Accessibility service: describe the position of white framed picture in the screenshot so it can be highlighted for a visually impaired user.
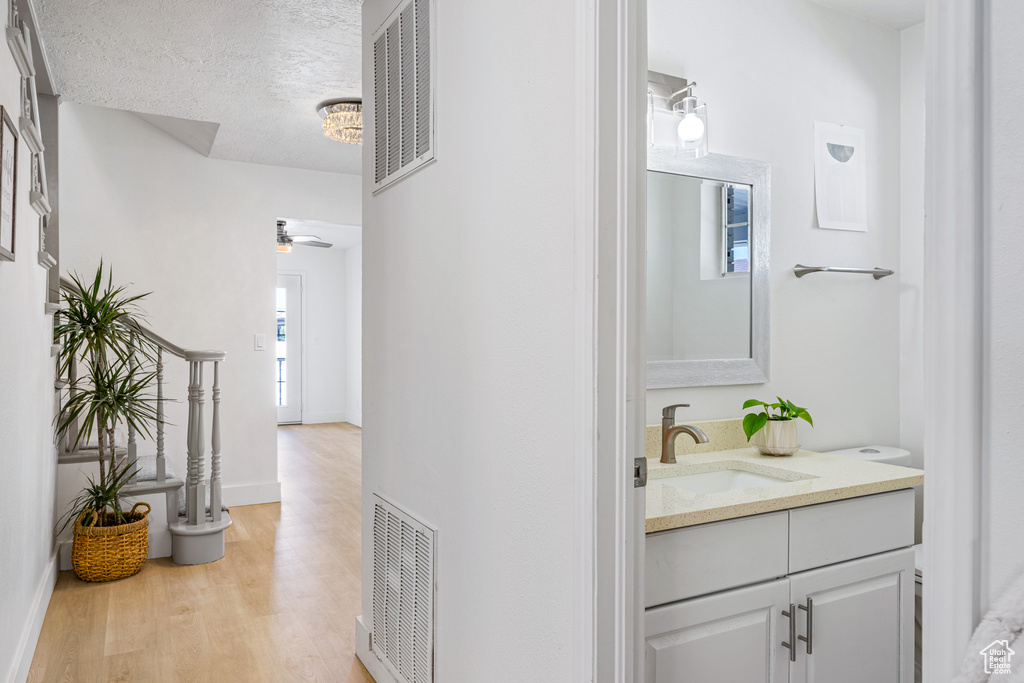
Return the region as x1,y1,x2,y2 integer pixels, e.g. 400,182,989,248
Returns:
0,105,18,261
814,121,868,232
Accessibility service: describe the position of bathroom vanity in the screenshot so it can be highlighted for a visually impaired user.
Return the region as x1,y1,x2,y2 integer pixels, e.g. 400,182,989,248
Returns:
644,448,923,683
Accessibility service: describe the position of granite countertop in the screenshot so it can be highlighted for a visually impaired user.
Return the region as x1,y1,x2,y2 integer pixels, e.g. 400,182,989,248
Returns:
645,447,924,533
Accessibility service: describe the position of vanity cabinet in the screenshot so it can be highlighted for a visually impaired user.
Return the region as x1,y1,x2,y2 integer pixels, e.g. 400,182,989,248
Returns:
645,490,915,683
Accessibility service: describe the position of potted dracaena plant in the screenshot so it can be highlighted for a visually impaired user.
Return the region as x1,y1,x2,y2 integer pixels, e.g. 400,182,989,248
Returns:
55,263,161,582
742,397,813,457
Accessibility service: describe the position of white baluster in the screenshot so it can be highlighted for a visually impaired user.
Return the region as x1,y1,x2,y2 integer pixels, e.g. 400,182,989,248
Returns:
156,347,165,483
190,362,206,524
186,361,199,524
210,361,222,522
67,356,78,453
127,351,138,483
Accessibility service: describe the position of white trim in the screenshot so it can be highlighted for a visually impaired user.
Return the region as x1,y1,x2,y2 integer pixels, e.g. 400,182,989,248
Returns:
221,481,282,507
8,550,57,683
355,616,400,683
302,411,349,425
590,0,646,679
276,270,306,425
923,0,985,680
346,412,362,429
573,0,597,678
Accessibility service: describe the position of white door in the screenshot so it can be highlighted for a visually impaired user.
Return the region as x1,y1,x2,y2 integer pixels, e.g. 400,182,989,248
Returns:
276,274,302,424
789,548,915,683
644,578,792,683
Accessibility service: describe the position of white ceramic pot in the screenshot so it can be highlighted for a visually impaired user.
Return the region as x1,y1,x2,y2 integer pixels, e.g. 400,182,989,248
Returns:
752,419,799,456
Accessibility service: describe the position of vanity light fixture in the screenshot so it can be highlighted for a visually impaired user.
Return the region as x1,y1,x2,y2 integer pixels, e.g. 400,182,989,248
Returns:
317,98,363,145
671,82,708,158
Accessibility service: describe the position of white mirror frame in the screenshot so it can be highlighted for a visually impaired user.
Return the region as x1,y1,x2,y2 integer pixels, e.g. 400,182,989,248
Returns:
646,150,771,388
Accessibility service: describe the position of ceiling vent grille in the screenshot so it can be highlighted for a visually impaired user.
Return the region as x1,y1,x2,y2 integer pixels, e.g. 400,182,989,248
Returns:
371,494,435,683
372,0,435,193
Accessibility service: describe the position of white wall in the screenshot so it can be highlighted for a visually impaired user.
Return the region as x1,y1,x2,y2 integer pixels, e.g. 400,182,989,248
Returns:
0,37,59,683
647,0,903,452
59,103,361,508
360,0,576,678
277,245,351,424
983,0,1024,608
899,22,925,541
344,244,361,428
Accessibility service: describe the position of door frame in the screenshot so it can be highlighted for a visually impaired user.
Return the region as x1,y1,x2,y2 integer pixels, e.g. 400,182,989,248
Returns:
579,0,646,679
276,270,308,425
922,0,986,679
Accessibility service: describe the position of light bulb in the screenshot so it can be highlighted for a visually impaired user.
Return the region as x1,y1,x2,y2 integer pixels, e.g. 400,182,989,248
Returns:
677,113,705,143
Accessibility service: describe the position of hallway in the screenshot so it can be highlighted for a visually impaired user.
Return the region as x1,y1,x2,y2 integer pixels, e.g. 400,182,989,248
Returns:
28,423,372,682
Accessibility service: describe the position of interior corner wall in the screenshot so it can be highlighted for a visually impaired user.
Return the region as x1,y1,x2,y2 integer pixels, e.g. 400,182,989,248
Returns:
58,102,361,508
646,0,903,453
982,0,1024,608
899,22,925,543
344,244,361,428
276,246,351,424
360,0,576,679
0,38,59,683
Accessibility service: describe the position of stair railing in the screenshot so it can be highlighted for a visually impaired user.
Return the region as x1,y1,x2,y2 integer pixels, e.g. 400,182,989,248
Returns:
57,276,227,527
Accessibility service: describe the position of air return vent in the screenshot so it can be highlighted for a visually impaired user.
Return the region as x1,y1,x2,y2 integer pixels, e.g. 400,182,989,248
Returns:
372,0,435,193
371,494,436,683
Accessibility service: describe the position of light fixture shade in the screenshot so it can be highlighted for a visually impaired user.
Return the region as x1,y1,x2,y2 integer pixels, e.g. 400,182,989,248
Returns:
672,98,708,159
277,243,292,253
318,99,363,145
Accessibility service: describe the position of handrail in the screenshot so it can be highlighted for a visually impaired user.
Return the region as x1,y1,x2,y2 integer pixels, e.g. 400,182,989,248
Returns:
58,276,226,359
793,264,895,280
57,273,227,538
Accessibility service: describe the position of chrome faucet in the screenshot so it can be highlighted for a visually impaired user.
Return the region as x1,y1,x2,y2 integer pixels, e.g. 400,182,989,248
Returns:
661,404,709,464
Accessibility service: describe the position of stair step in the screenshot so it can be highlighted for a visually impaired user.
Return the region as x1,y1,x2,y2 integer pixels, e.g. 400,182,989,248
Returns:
169,511,232,536
58,447,128,464
122,477,184,496
132,454,177,481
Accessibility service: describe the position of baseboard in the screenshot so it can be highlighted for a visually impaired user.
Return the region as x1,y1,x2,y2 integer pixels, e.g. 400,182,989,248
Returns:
346,413,362,428
355,616,398,683
222,481,282,507
302,411,348,425
9,550,58,683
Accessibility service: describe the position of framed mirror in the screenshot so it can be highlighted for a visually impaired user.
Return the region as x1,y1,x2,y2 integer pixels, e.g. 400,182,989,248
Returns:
646,150,770,388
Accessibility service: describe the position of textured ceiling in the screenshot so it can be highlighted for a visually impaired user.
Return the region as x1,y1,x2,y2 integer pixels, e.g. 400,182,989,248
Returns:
808,0,924,30
34,0,364,174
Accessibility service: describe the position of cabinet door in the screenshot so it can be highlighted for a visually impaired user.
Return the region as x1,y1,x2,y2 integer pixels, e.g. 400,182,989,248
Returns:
789,548,914,683
645,578,791,683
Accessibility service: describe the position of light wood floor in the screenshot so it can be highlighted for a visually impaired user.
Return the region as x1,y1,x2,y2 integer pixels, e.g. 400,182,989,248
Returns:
28,422,374,683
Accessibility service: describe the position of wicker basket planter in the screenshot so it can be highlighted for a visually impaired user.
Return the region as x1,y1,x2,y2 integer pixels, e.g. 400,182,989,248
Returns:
72,502,151,582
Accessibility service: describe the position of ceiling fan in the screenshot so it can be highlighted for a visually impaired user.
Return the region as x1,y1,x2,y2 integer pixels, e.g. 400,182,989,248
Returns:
277,220,332,252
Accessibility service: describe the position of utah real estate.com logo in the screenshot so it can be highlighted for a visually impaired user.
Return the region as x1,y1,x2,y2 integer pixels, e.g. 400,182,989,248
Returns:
980,640,1016,675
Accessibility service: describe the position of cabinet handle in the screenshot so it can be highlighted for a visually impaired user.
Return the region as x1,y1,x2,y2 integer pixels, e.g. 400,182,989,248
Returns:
798,598,814,654
782,604,797,662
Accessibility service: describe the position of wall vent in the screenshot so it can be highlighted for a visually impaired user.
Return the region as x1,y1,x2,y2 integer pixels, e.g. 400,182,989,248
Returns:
372,0,435,193
370,493,436,683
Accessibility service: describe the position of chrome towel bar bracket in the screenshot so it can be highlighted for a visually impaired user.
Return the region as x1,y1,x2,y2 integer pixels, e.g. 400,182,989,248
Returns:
794,264,895,280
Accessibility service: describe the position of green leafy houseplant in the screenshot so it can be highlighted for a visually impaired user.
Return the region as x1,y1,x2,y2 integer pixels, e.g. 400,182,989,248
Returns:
742,397,813,442
55,263,160,531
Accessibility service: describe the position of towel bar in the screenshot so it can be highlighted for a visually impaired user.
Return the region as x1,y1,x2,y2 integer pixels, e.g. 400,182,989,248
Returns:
793,264,895,280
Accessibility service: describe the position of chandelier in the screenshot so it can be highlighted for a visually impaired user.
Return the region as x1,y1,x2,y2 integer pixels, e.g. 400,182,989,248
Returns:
317,98,363,145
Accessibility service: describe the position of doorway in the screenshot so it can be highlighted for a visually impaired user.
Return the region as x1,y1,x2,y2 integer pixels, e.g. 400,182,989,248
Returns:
277,273,303,424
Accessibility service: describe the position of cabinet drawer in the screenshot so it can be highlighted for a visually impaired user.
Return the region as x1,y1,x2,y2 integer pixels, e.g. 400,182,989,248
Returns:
789,489,914,573
646,511,789,608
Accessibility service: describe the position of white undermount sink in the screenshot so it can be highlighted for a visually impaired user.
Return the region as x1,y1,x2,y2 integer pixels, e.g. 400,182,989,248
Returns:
659,468,791,494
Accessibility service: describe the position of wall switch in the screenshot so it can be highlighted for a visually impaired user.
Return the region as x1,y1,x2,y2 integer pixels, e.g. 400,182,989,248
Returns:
254,334,266,351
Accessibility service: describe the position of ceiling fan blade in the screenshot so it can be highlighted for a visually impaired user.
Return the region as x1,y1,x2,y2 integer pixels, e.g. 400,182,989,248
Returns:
290,234,322,242
297,240,333,248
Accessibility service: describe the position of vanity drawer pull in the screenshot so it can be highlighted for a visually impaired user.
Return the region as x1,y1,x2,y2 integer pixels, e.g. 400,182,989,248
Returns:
782,604,797,662
798,598,814,654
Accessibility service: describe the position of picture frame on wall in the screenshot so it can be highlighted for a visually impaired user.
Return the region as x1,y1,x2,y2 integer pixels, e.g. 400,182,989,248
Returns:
0,106,18,262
